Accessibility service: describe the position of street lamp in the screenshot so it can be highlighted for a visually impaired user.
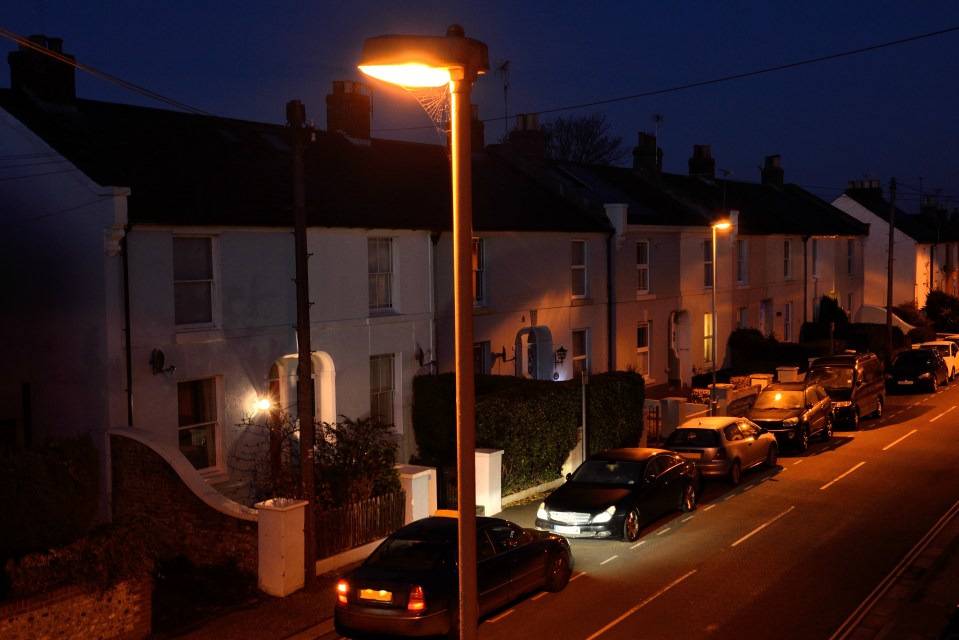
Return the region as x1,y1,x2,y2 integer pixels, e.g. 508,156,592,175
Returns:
359,25,488,640
711,219,732,415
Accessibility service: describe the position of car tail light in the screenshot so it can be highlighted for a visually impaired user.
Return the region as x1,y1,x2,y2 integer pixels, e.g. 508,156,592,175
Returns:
408,585,426,611
336,580,349,605
713,448,727,461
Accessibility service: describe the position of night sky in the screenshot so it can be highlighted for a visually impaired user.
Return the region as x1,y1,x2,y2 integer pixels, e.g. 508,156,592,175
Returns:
3,1,957,210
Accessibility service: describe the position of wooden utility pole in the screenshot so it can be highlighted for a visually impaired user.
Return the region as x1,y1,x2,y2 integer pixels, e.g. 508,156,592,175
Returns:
287,99,316,590
886,177,896,367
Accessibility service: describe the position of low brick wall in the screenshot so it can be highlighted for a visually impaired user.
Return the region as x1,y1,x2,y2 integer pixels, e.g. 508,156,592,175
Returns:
0,578,151,640
110,435,258,574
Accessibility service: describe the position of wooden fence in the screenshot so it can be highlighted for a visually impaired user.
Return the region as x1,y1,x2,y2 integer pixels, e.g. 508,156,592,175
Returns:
315,492,406,559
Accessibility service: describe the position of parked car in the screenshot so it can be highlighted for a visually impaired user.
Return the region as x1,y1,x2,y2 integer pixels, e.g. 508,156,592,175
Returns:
747,381,833,452
917,341,959,381
806,351,885,429
885,347,949,393
334,513,572,639
664,416,778,485
534,448,698,542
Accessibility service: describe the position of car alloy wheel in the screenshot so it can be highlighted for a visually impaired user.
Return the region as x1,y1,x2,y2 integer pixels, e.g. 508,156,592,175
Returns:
797,427,810,452
623,508,641,542
544,551,571,592
871,398,883,419
821,418,833,441
680,483,696,512
727,461,742,486
765,444,778,468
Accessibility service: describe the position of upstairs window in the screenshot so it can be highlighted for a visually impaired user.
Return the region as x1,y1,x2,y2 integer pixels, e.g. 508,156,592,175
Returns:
368,237,393,311
736,239,748,284
783,240,792,279
636,241,649,294
703,240,714,288
571,239,587,298
174,236,215,326
472,238,486,306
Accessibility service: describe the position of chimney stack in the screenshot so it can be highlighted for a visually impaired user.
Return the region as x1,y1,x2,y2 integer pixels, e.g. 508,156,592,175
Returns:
761,154,784,187
326,81,371,139
8,34,76,104
688,144,715,179
508,113,547,159
632,131,662,174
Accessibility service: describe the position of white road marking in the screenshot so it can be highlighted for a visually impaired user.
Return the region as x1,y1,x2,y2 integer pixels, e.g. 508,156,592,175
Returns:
600,555,618,565
584,570,697,640
656,527,672,536
629,540,647,550
731,506,796,547
883,430,917,451
820,461,866,490
931,406,956,422
488,608,514,622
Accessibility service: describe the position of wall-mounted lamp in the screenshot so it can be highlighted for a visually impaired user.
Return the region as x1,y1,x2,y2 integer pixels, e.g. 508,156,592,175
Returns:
493,346,515,363
149,348,176,376
254,398,273,413
555,346,568,365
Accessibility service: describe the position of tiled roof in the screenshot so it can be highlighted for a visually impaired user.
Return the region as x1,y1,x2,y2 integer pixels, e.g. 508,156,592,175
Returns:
0,90,610,234
841,189,951,243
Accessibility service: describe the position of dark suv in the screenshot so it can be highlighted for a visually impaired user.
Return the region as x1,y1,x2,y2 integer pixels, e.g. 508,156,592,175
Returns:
806,352,885,429
746,381,833,452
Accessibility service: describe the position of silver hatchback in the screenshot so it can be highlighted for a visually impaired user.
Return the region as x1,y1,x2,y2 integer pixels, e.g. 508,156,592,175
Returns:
664,416,778,485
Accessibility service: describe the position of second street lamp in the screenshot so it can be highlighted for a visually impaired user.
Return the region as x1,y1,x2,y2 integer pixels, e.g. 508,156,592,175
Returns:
359,25,489,640
711,219,732,415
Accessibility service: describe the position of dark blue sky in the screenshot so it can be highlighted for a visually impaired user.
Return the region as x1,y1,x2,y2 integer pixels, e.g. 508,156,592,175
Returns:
4,1,957,210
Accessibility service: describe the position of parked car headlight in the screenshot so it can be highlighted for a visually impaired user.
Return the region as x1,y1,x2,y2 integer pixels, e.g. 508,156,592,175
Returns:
536,502,548,520
591,506,616,524
833,400,851,408
782,417,799,426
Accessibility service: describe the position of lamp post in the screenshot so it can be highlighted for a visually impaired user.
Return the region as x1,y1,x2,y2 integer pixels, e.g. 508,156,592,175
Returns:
359,25,488,640
711,220,732,415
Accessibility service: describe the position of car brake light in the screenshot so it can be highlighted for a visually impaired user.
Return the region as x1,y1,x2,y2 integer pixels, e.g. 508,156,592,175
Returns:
408,585,426,611
336,580,349,605
714,448,727,461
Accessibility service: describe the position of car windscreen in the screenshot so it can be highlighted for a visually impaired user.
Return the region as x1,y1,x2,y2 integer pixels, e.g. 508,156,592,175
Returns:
895,351,934,366
753,390,804,409
807,367,853,389
665,428,721,448
569,460,644,485
365,538,452,571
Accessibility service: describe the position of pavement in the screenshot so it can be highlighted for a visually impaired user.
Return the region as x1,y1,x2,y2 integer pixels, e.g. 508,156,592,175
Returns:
163,499,959,640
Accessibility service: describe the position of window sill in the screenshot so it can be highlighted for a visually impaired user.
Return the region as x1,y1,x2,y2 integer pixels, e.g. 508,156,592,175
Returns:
176,327,224,344
571,297,594,307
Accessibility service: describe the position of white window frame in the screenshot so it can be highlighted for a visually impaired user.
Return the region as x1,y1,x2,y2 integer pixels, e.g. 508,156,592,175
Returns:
704,240,714,288
783,302,793,342
783,239,792,280
636,322,650,375
736,239,748,284
636,240,649,295
370,353,395,427
571,239,587,299
177,376,220,471
472,237,486,306
737,306,748,329
173,235,218,328
368,237,394,311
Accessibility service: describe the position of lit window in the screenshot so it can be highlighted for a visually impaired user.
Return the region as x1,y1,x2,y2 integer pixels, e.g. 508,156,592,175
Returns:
571,240,587,298
370,354,395,426
704,313,714,363
636,323,649,375
177,377,218,470
368,237,393,311
174,236,215,326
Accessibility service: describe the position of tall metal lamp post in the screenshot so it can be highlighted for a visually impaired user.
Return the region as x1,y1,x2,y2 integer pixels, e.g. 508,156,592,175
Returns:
711,219,732,415
359,25,488,640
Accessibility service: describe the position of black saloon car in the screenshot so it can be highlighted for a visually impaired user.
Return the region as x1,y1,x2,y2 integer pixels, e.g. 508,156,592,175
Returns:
886,347,949,393
334,514,572,639
534,448,699,542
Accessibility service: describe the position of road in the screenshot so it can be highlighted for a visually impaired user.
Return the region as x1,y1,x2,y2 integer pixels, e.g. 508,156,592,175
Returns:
325,382,959,639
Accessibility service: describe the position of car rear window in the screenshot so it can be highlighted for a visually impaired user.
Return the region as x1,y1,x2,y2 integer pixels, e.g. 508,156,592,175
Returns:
366,538,451,571
807,366,853,388
666,428,720,447
753,390,804,409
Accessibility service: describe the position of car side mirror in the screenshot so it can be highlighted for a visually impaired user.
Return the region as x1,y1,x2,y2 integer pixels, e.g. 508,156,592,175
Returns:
565,472,572,481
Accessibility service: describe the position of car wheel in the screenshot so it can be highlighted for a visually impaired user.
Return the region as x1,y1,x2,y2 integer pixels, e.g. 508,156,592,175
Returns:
850,409,860,431
446,608,460,640
871,397,883,419
679,482,697,512
544,550,571,592
821,417,833,442
797,427,810,453
764,443,778,468
727,460,742,486
623,508,642,542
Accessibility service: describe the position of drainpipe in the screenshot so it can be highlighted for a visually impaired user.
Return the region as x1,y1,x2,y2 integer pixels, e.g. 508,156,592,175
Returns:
607,228,616,372
121,228,133,426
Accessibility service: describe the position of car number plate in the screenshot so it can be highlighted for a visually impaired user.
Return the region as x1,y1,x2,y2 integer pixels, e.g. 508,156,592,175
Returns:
359,588,392,603
679,451,703,460
555,525,580,535
897,380,914,385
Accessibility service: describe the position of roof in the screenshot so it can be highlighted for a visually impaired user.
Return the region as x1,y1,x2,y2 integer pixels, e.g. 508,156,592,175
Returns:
840,188,953,243
0,89,610,235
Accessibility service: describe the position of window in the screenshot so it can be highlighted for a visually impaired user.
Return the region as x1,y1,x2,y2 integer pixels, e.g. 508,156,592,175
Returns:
737,306,748,329
636,322,650,375
736,239,748,284
636,241,649,294
368,237,393,311
571,239,587,298
572,329,589,377
783,302,793,342
472,238,486,305
704,240,713,288
173,236,215,326
704,312,714,363
370,354,395,426
847,239,855,276
474,341,491,374
177,377,218,470
812,239,820,278
783,240,792,279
